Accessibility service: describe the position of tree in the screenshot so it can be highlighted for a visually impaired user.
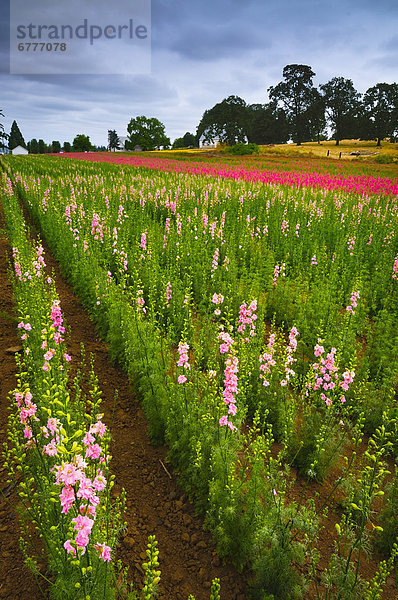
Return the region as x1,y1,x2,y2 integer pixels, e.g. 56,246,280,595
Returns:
246,102,289,144
320,77,361,145
0,109,8,150
268,64,319,145
27,138,39,154
182,132,197,147
63,142,72,153
172,137,185,149
125,116,170,151
108,129,120,151
38,139,47,154
173,132,197,149
362,83,398,146
8,120,26,150
51,140,61,153
196,95,248,146
306,89,327,143
72,134,92,152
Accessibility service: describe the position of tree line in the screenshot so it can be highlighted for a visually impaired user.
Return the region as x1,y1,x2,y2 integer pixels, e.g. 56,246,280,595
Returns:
2,64,397,154
0,118,101,153
197,64,398,147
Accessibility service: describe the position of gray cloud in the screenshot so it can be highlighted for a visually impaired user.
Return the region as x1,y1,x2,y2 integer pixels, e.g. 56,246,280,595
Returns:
1,0,397,146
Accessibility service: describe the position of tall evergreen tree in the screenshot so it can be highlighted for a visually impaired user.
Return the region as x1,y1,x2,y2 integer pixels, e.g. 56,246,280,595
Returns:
8,120,26,150
107,130,120,151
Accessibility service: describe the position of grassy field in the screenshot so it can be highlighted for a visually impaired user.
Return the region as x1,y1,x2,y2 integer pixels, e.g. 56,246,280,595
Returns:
257,138,398,162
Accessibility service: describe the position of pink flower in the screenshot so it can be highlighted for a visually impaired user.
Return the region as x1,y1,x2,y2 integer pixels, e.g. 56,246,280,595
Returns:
94,542,112,562
82,432,95,446
90,420,106,438
64,539,76,556
24,425,32,439
85,443,102,460
314,344,324,357
93,472,107,491
43,440,58,456
59,486,75,514
72,515,94,534
55,462,82,487
47,418,60,434
178,375,187,384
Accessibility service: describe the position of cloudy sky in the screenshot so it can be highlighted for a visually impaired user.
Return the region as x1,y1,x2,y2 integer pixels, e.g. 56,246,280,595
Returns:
1,0,397,147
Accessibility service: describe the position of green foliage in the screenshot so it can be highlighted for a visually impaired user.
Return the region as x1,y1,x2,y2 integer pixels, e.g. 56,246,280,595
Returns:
197,95,248,146
173,132,197,149
320,77,361,145
108,130,120,151
9,119,26,150
374,465,398,556
72,134,92,152
226,142,259,155
268,64,321,145
126,116,170,151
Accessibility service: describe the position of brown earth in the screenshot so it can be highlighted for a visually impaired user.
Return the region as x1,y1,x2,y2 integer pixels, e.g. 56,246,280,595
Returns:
0,203,248,599
1,194,397,600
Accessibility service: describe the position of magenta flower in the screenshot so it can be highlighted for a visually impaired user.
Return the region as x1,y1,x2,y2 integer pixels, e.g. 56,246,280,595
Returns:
64,539,76,556
94,542,112,561
59,486,75,514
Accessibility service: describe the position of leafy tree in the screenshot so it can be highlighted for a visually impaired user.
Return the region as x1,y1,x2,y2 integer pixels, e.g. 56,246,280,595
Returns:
306,89,327,143
51,140,61,153
362,83,398,146
182,132,197,147
173,132,197,149
8,120,26,150
196,95,248,146
125,116,170,151
0,109,8,150
27,138,39,154
172,137,185,149
320,77,361,145
63,142,72,153
246,102,289,144
38,139,47,154
268,64,319,145
72,134,92,152
108,129,120,151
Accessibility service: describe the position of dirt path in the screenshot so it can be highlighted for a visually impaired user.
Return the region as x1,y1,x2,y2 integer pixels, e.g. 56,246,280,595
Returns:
0,207,43,599
0,203,247,599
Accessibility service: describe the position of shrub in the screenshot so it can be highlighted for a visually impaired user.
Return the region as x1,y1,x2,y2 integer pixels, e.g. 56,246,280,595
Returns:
226,143,259,155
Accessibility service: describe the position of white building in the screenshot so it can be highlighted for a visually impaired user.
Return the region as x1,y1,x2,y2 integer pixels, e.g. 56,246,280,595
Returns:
199,136,219,149
11,145,28,155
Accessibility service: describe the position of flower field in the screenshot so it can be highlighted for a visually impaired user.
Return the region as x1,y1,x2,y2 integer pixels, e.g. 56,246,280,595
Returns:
1,152,397,600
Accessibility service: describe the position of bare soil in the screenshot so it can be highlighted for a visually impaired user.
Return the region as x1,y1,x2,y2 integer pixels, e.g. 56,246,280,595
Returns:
0,204,248,600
